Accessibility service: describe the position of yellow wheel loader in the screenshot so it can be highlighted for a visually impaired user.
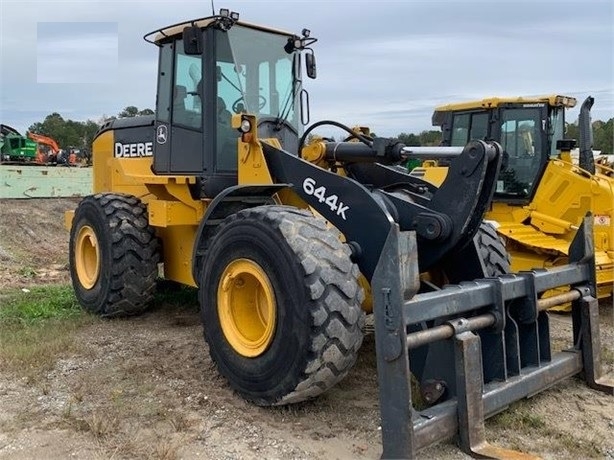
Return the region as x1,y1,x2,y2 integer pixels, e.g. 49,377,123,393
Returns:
410,95,613,308
65,11,613,459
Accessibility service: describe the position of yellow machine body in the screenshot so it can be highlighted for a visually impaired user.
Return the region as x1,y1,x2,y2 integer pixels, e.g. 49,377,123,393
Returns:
66,128,204,287
65,120,313,289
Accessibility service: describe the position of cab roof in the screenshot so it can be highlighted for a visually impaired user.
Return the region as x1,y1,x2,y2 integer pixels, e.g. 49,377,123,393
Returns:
434,95,577,113
144,14,295,45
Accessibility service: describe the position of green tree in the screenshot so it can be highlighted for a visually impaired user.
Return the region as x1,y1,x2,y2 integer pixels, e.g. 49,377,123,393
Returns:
396,131,442,146
118,106,139,118
28,113,102,151
565,122,579,142
565,118,613,154
594,118,613,154
28,113,75,148
397,132,420,146
117,106,154,118
418,130,442,146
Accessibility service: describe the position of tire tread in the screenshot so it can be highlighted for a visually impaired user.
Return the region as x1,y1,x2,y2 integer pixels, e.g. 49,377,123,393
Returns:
71,193,160,317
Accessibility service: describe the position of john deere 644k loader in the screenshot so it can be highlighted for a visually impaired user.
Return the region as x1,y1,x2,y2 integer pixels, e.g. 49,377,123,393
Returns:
66,11,613,459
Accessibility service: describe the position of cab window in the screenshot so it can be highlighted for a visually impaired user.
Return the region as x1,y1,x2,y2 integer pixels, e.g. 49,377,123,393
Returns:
451,113,469,146
172,39,202,130
450,112,489,146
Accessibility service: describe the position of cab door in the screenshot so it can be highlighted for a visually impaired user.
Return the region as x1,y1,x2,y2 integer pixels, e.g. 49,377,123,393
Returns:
153,39,205,174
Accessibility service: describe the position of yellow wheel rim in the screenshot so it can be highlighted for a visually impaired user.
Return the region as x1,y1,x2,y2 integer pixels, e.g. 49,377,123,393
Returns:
218,259,276,357
75,225,100,289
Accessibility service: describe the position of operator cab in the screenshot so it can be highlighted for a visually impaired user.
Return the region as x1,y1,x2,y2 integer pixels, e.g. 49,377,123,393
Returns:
434,98,570,203
144,10,316,197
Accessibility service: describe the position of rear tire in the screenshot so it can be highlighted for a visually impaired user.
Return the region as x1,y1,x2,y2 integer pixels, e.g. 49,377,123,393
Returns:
476,221,511,276
69,193,160,317
200,205,364,406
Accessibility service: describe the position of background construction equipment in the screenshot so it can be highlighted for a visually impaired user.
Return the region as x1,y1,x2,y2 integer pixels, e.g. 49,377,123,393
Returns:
410,95,613,308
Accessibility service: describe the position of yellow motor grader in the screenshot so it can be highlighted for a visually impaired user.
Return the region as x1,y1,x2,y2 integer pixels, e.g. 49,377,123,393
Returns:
410,95,613,308
65,10,613,459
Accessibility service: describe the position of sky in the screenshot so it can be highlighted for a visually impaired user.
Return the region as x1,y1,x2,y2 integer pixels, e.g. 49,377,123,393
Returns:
1,0,612,138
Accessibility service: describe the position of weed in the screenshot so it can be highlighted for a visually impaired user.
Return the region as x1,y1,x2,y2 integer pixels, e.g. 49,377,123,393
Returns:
489,398,606,459
545,428,604,458
71,380,86,403
0,284,93,375
63,401,73,419
490,402,546,430
85,413,117,440
18,266,37,278
152,437,181,460
168,412,190,432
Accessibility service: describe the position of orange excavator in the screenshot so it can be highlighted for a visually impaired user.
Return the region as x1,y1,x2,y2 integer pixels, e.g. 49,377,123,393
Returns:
27,132,62,164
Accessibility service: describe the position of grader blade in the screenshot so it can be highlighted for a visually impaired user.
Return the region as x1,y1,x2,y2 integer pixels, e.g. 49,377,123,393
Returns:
372,216,613,459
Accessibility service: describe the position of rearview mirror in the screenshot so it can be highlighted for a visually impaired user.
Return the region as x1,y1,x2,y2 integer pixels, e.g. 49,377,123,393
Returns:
305,53,316,79
183,26,202,55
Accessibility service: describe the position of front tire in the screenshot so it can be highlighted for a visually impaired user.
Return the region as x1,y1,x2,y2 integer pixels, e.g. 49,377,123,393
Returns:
476,221,511,276
200,205,364,406
69,193,160,317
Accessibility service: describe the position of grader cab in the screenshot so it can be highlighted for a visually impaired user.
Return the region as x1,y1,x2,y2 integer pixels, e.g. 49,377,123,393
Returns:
66,11,613,459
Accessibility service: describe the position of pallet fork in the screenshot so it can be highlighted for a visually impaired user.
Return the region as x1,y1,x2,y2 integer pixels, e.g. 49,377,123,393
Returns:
372,216,613,459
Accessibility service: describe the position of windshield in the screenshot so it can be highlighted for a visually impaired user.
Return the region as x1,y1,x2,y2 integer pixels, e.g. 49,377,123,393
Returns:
217,25,300,132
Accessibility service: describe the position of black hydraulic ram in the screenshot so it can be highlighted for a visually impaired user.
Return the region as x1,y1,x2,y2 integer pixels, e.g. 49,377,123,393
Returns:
262,137,502,279
371,215,613,459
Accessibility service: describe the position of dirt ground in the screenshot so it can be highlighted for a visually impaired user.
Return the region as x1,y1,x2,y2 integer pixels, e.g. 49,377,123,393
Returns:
0,198,613,460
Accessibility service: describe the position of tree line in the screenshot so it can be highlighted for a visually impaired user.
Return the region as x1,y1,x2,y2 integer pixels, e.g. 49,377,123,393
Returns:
26,106,153,152
566,118,613,153
27,108,612,154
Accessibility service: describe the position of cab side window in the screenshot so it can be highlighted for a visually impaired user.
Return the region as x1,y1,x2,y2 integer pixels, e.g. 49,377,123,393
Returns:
451,114,469,146
450,112,489,146
173,39,202,130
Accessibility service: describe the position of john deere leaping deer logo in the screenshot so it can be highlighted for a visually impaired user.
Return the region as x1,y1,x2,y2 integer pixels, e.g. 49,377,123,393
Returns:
156,125,168,145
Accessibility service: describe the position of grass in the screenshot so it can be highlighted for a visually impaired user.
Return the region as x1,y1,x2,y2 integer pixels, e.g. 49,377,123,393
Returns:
490,403,546,430
489,399,605,458
0,284,85,322
0,284,92,375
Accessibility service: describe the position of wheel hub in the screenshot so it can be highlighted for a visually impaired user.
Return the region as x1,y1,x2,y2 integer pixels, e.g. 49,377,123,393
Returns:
217,259,276,357
75,225,100,289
